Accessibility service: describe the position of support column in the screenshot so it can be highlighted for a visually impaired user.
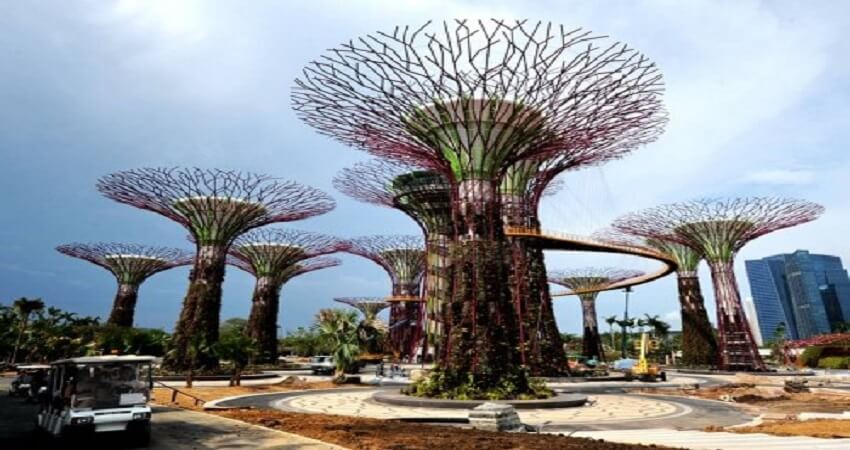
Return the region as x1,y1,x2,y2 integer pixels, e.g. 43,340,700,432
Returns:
579,294,604,360
709,261,765,371
677,272,717,367
169,244,227,370
107,283,140,327
247,275,282,362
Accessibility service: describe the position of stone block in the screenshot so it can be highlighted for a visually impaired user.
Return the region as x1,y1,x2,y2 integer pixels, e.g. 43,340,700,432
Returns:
468,403,524,432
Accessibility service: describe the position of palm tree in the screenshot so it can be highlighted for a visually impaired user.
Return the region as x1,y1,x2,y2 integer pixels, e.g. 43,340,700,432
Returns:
314,308,360,380
9,297,44,364
605,315,618,348
642,314,662,337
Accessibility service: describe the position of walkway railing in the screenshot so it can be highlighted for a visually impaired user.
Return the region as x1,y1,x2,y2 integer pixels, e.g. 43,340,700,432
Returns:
504,226,678,296
154,380,206,407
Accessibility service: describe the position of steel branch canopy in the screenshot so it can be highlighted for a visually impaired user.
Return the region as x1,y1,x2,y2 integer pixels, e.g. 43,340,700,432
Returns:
293,19,666,178
611,197,824,371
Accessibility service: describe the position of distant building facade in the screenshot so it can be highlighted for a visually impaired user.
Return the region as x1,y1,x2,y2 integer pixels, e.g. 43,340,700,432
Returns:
746,250,850,340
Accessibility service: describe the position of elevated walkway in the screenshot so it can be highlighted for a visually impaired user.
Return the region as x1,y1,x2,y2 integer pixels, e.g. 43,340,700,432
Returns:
504,226,678,296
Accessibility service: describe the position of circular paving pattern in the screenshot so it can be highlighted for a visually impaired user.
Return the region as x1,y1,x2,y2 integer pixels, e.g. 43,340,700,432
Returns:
275,390,687,425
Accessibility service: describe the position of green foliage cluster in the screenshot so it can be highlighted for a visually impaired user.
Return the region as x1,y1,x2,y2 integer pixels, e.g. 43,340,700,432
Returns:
798,346,825,368
279,327,334,356
95,325,171,356
408,368,553,401
798,345,850,368
817,356,850,369
214,319,257,386
1,300,176,367
1,301,102,364
313,308,361,378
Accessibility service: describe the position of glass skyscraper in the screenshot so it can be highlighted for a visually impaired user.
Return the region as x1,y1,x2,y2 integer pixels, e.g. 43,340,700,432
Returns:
745,250,850,340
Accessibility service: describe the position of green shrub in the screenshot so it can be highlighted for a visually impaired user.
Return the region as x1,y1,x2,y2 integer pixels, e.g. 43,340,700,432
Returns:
407,368,554,400
799,346,825,368
817,356,850,370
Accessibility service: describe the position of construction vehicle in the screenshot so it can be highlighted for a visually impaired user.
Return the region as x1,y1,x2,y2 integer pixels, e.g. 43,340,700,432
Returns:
625,332,666,382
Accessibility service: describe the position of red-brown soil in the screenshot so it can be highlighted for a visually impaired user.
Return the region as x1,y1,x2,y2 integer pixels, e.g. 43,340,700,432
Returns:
639,383,850,414
729,419,850,439
215,408,679,450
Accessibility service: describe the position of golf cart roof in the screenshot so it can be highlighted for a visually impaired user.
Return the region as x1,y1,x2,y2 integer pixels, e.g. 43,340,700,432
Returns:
16,364,50,370
51,355,156,365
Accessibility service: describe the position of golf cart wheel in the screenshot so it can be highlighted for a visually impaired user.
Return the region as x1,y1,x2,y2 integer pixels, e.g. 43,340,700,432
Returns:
660,372,667,382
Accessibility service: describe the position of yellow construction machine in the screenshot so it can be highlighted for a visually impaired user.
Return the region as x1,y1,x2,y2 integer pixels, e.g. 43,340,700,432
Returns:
626,332,666,382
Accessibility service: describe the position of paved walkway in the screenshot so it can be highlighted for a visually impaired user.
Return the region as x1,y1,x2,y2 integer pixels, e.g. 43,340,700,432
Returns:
548,376,705,392
151,406,347,450
570,428,850,450
277,390,684,425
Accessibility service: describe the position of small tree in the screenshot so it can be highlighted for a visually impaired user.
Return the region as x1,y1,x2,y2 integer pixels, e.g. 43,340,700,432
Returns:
214,328,257,386
769,322,787,364
279,327,332,356
9,297,44,364
314,308,360,380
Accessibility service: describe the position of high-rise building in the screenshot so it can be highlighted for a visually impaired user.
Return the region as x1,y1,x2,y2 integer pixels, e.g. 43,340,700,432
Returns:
746,250,850,340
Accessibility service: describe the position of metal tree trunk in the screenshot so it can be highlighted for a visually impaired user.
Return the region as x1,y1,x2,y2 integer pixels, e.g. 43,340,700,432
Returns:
107,283,140,327
424,234,451,357
247,275,282,362
441,184,523,385
509,239,566,375
708,261,766,371
579,294,604,360
169,244,228,370
677,273,718,366
389,302,420,361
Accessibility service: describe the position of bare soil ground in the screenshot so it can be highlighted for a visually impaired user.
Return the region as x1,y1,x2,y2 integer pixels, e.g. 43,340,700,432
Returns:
215,409,679,450
153,379,343,410
728,419,850,439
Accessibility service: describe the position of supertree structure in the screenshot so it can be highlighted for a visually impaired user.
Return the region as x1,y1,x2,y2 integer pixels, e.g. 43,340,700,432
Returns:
549,268,645,360
613,198,824,371
293,19,666,391
344,235,426,360
228,228,344,361
334,159,453,358
56,243,192,327
96,167,335,369
334,296,392,355
593,228,717,366
334,297,391,325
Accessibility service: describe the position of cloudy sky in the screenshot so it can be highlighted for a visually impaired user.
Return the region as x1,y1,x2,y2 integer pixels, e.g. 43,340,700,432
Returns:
1,0,847,336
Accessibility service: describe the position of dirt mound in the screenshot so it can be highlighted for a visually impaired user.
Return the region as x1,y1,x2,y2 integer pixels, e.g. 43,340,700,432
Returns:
640,383,850,414
731,419,850,439
731,393,789,403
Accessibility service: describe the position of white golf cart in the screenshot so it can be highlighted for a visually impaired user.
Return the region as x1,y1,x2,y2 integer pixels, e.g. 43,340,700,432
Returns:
10,364,50,399
36,355,154,444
